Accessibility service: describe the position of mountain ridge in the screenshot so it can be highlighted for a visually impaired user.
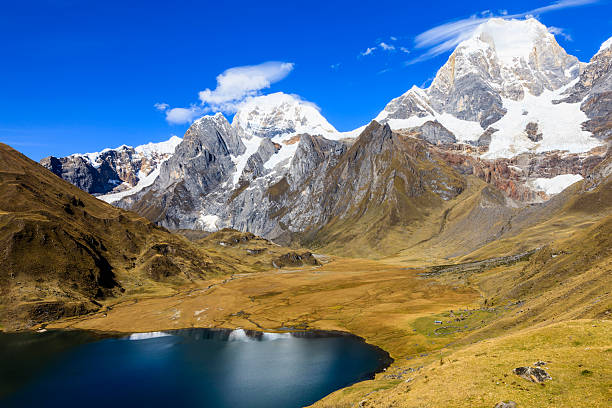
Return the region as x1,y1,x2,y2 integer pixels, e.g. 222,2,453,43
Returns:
39,18,611,257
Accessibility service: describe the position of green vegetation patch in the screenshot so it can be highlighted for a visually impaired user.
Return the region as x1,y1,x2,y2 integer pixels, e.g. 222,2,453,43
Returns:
412,308,498,338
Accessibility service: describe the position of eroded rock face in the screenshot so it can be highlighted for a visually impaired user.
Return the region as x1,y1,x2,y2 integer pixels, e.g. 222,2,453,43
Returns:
411,121,457,145
112,121,464,242
40,154,121,194
560,42,612,141
436,146,605,201
40,136,181,196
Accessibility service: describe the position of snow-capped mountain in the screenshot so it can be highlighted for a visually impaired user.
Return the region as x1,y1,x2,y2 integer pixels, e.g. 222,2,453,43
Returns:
233,92,338,139
45,18,611,243
40,136,182,198
376,18,599,158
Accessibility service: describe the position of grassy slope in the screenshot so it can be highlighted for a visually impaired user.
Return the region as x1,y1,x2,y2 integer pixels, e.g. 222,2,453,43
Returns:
310,184,612,407
0,144,314,330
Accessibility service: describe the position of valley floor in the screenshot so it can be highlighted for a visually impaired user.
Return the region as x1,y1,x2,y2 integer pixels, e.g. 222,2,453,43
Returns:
46,256,611,408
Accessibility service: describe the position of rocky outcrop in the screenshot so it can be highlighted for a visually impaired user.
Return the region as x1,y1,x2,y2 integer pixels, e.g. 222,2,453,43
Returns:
513,366,552,383
524,122,542,142
437,146,605,201
40,154,121,194
40,136,181,196
559,38,612,141
494,401,517,408
272,252,319,268
412,121,456,144
474,127,497,148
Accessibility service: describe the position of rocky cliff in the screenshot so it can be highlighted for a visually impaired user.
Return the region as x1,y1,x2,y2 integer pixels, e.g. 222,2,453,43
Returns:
40,136,181,199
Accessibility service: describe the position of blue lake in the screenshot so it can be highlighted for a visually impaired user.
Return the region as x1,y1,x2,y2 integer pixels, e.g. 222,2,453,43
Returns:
1,328,391,408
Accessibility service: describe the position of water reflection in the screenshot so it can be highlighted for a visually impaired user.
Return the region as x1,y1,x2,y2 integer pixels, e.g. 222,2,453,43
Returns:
1,328,391,408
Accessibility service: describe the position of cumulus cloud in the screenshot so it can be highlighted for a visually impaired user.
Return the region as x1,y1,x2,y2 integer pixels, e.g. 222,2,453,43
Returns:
198,61,294,112
379,42,395,51
165,106,205,124
408,0,599,64
157,61,294,124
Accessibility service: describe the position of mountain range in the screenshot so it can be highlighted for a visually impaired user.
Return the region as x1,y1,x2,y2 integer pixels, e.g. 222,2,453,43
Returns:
41,18,611,257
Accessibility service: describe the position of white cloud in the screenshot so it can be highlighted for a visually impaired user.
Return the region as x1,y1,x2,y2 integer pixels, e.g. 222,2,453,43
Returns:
198,61,294,112
330,63,341,70
165,106,205,124
158,61,294,124
154,102,169,111
400,46,410,54
548,26,572,40
361,47,376,56
379,42,395,51
390,36,398,41
409,0,599,64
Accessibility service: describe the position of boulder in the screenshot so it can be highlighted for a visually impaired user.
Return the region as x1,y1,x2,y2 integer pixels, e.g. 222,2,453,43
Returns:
494,401,517,408
513,366,552,383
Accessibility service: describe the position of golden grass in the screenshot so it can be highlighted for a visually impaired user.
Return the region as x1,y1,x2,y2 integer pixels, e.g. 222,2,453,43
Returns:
315,320,611,408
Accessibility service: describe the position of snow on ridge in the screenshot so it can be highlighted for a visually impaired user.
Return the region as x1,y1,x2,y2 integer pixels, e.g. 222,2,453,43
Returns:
463,18,551,66
231,135,263,185
134,135,182,157
528,174,583,195
598,36,612,53
263,137,299,170
197,214,220,231
72,135,182,167
385,113,484,142
232,92,337,139
98,157,170,204
483,83,602,159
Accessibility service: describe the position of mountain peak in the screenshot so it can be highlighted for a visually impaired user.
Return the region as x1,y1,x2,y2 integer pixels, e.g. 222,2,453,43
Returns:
462,18,551,66
431,17,580,102
232,92,337,139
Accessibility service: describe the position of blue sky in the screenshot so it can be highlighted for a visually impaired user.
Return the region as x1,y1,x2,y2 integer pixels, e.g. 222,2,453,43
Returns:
1,0,611,160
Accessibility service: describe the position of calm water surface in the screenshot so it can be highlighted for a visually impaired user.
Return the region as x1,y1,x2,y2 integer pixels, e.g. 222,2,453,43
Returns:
0,328,391,408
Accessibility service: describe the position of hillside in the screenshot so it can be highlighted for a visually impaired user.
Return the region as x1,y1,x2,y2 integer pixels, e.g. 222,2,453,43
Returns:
43,179,611,407
0,144,316,330
310,188,611,408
